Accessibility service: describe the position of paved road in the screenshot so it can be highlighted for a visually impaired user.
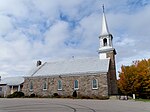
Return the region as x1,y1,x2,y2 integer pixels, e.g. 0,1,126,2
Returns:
0,98,149,112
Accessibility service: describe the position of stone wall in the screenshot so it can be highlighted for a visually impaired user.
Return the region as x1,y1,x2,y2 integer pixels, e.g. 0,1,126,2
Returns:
22,73,108,97
106,50,118,95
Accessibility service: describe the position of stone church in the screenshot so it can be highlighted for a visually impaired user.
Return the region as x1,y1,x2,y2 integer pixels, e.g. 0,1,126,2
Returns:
22,8,118,98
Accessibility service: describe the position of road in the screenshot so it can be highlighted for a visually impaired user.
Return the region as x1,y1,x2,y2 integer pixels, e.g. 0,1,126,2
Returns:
0,98,149,112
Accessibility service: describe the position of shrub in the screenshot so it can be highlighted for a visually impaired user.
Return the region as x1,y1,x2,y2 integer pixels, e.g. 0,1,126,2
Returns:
53,93,58,97
53,93,60,98
7,94,13,98
77,94,109,100
7,91,24,98
80,95,91,99
15,91,24,97
72,90,77,97
96,96,109,100
30,93,36,98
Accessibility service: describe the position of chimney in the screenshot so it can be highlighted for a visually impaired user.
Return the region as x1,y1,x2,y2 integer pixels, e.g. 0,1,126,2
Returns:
37,60,42,67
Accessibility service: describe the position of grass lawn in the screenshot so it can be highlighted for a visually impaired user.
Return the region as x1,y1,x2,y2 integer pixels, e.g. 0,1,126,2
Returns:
135,99,150,102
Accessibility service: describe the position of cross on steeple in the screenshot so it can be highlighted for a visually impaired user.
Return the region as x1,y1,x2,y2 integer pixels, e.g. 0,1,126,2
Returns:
102,4,104,13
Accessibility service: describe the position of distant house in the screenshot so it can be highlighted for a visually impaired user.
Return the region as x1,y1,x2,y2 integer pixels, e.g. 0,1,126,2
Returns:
22,8,118,98
0,77,24,97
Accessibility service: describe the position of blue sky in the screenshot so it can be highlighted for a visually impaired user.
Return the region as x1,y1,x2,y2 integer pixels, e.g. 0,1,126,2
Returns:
0,0,150,78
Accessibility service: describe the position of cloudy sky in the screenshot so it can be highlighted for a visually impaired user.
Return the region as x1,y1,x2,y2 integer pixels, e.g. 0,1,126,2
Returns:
0,0,150,78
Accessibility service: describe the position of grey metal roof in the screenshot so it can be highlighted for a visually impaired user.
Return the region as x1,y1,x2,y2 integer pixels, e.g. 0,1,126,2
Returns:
0,77,24,86
28,57,110,77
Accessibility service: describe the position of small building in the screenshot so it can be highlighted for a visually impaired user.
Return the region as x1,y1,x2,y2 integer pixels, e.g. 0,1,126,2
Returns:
22,7,118,98
0,77,24,97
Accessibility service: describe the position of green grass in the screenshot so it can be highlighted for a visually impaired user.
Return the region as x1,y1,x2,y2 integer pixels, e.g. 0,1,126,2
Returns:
135,99,150,102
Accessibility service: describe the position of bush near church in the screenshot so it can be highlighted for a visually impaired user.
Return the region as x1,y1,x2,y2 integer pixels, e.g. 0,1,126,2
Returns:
72,90,77,97
7,91,25,98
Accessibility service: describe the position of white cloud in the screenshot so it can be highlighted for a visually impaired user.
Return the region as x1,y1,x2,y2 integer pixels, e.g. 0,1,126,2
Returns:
0,0,149,79
75,12,100,47
0,0,28,18
115,36,135,46
0,15,13,35
43,20,70,54
32,0,59,20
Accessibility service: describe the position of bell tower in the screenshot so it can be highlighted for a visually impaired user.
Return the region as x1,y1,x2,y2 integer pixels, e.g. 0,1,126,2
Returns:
98,5,118,95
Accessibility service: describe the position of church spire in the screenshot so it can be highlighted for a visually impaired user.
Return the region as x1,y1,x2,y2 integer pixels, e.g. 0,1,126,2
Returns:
98,5,116,59
101,5,110,35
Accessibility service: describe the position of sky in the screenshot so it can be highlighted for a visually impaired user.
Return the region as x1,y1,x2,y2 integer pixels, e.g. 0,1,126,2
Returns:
0,0,150,79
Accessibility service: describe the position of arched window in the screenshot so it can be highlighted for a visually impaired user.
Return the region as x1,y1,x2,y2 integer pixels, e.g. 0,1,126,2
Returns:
74,80,79,90
0,87,2,91
58,80,62,90
43,81,47,90
92,79,98,89
103,38,107,46
30,81,33,91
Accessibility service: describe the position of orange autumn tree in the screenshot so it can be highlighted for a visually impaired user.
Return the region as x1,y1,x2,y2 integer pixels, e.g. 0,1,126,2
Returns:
118,59,150,98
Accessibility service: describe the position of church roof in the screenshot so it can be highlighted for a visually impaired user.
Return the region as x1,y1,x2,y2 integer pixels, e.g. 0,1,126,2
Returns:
28,57,110,77
0,77,24,86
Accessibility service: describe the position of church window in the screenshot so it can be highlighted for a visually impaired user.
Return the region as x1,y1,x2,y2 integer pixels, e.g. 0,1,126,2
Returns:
103,38,107,46
0,87,2,91
43,81,47,90
92,79,98,89
74,80,79,90
58,80,62,90
30,81,33,91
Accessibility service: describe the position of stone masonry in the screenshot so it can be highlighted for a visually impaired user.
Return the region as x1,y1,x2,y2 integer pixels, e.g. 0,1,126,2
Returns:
106,50,118,95
22,73,108,97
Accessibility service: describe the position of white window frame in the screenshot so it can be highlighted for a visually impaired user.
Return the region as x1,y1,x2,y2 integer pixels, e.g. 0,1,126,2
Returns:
30,81,33,91
58,80,62,90
92,79,98,90
74,80,79,90
43,81,47,91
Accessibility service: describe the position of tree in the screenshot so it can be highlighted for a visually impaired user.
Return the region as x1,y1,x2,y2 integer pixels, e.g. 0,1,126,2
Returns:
118,59,150,99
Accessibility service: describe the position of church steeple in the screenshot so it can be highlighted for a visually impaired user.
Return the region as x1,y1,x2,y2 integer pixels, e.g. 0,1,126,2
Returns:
98,5,116,59
101,5,110,35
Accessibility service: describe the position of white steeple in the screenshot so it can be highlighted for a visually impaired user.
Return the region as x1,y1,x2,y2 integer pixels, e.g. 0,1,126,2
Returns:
101,5,110,35
98,5,116,59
